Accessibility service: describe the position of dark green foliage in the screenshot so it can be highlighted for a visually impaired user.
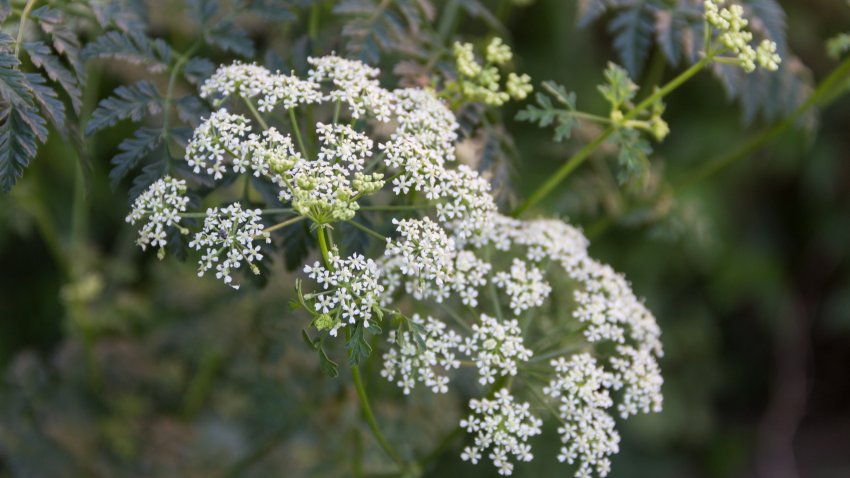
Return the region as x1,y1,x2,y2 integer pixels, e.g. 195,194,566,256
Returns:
0,105,46,193
608,0,657,76
334,0,436,63
22,41,81,113
86,81,161,135
281,218,316,271
346,322,372,366
110,127,163,187
610,127,651,183
81,31,173,72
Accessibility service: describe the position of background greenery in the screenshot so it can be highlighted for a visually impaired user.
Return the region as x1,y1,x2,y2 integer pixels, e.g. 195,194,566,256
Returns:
1,0,849,476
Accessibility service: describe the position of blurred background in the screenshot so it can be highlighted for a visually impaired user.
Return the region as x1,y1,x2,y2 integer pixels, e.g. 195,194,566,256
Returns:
1,0,849,476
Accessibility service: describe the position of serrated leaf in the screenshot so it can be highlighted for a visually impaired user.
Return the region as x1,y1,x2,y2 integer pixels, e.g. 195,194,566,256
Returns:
86,80,161,135
110,127,162,187
245,0,298,21
206,20,255,57
608,1,657,77
598,62,637,109
0,104,45,192
22,42,82,114
318,346,339,377
610,127,651,183
183,57,215,85
346,323,372,366
0,53,35,108
23,72,66,138
175,95,209,127
129,159,166,200
31,7,85,82
577,0,610,28
81,31,172,73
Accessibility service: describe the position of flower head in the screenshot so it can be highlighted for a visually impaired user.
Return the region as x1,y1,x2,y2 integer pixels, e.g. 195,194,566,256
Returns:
126,176,190,257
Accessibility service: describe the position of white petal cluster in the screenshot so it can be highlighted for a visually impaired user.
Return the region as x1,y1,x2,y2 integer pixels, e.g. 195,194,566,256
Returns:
609,345,663,418
185,110,251,179
383,217,456,302
452,250,491,307
284,122,383,222
307,54,394,121
544,354,620,478
200,61,321,111
381,315,462,394
460,314,532,385
303,250,384,336
189,203,270,289
493,258,552,315
460,388,543,476
704,0,781,72
436,164,498,247
493,215,589,273
126,176,189,254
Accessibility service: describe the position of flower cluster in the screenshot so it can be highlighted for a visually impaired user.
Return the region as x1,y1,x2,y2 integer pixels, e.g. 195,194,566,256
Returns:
460,314,533,385
705,0,781,72
199,60,321,111
460,388,543,475
125,176,190,257
545,354,620,478
493,258,552,315
451,38,532,106
308,54,394,121
189,203,270,289
381,315,462,394
185,110,251,179
383,217,456,302
303,249,385,336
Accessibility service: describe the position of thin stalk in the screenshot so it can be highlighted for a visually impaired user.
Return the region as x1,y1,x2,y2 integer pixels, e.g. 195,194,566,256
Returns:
244,97,269,130
265,215,305,234
14,0,38,58
351,365,406,466
359,204,434,212
289,108,310,159
673,54,850,192
346,220,386,241
163,41,202,173
513,56,711,216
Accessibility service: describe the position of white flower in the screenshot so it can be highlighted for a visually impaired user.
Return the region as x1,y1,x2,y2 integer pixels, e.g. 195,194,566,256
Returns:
435,165,498,247
544,354,620,478
460,314,532,385
493,258,552,315
200,61,273,100
189,203,270,289
185,110,251,179
452,250,491,307
460,388,542,476
383,217,457,302
241,127,302,187
610,345,663,419
126,176,190,255
316,122,373,171
257,71,322,112
381,315,463,394
303,249,385,336
307,54,394,121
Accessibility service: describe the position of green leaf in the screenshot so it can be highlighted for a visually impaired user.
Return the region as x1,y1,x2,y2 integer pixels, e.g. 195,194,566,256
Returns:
318,346,339,378
206,19,255,57
23,72,67,139
0,53,35,108
610,128,651,183
301,329,319,350
0,104,46,192
81,31,172,73
346,323,372,366
31,6,85,81
86,80,161,135
109,127,162,187
598,62,637,110
515,83,579,142
23,41,82,114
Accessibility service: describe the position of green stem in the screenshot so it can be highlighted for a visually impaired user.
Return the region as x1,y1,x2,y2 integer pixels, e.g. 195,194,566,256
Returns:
244,97,269,130
351,365,406,466
346,220,386,241
513,56,711,216
358,204,433,212
316,225,333,269
673,55,850,192
163,41,202,173
289,108,310,159
14,0,38,58
264,215,306,234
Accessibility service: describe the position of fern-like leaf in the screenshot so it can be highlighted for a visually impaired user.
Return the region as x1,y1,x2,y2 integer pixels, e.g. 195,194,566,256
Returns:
81,31,172,73
0,104,46,192
608,0,658,77
31,7,85,82
23,72,66,139
22,41,82,114
109,127,162,187
86,80,161,135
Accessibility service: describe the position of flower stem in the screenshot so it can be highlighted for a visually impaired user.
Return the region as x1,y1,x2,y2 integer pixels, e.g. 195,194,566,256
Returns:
264,215,306,234
346,220,386,241
513,56,711,216
14,0,38,58
289,108,310,159
351,364,406,466
244,97,269,130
